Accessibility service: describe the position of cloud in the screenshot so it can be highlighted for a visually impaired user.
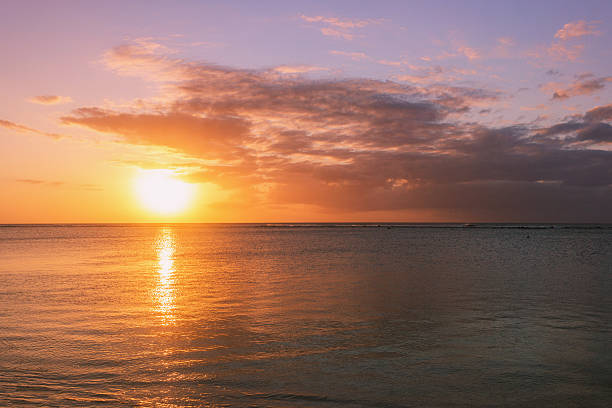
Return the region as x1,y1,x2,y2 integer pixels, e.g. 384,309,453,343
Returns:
543,75,612,99
320,27,354,40
15,179,64,186
103,42,192,81
0,118,64,139
497,37,515,47
329,50,369,60
300,14,380,40
377,59,402,67
396,65,477,84
29,95,72,105
1,119,36,133
61,41,612,221
554,20,601,40
538,20,601,62
423,45,483,63
300,15,377,29
547,42,584,61
457,46,481,61
520,104,549,111
584,103,612,122
527,21,600,63
14,179,102,190
574,123,612,144
490,37,516,58
536,104,612,145
61,108,251,161
273,65,328,74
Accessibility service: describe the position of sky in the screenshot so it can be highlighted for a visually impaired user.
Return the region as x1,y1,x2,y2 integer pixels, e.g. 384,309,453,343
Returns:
1,0,612,223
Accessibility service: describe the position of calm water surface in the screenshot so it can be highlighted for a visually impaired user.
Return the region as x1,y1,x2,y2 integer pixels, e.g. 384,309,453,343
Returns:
1,224,611,407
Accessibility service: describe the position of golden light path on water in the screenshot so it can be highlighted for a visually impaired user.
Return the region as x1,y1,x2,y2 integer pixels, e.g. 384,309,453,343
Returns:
154,228,176,325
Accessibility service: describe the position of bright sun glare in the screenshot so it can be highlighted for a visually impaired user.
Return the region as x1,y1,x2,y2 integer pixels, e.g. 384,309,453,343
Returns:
135,170,196,215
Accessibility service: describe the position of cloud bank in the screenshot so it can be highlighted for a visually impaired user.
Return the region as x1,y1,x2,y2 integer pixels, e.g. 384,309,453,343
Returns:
60,43,612,222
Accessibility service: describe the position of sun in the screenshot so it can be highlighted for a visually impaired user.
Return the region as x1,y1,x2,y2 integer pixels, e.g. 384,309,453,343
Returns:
134,170,196,215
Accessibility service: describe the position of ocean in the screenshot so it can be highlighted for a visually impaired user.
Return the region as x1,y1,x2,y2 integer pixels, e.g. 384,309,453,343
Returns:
1,224,611,407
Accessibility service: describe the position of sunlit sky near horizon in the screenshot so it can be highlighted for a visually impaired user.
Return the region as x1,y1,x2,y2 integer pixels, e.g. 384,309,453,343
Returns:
1,0,612,223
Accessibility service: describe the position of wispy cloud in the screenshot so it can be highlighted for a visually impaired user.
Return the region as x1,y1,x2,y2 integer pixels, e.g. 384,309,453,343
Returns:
554,20,601,40
1,119,37,133
377,59,402,67
520,104,549,111
14,179,102,190
0,118,64,139
329,50,369,60
423,44,483,62
273,65,328,74
547,42,584,61
300,14,381,40
320,27,354,40
538,20,601,62
456,46,481,61
15,179,64,186
29,95,72,105
300,15,377,29
396,65,477,84
490,37,516,58
497,37,515,47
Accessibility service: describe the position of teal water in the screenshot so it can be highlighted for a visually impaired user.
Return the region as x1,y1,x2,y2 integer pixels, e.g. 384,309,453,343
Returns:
1,224,611,407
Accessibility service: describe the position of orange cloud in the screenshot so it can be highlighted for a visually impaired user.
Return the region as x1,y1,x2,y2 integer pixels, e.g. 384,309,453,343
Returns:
29,95,72,105
273,65,328,74
1,119,36,133
61,109,251,161
0,118,64,139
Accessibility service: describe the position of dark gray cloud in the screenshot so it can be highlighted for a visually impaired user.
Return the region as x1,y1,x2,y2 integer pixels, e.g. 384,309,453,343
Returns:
584,103,612,122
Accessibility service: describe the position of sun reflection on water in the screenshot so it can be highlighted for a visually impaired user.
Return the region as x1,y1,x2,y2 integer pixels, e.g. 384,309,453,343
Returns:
154,228,176,325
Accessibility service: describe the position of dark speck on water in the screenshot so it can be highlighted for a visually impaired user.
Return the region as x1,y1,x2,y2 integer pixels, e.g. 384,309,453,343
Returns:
1,223,611,407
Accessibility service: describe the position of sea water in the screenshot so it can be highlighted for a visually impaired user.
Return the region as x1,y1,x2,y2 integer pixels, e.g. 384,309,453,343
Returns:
1,224,611,407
